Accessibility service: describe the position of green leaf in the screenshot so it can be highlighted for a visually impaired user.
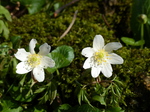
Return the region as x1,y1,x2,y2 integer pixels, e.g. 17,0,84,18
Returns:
52,45,74,62
19,74,26,86
121,37,135,45
33,105,47,112
0,20,9,39
10,36,22,49
77,88,92,107
0,5,12,21
47,81,57,104
134,40,145,46
106,107,124,112
0,97,23,112
47,45,74,73
77,104,101,112
11,0,46,14
77,87,83,105
0,21,3,33
10,85,36,102
53,104,72,112
92,95,106,106
121,37,145,46
34,87,46,94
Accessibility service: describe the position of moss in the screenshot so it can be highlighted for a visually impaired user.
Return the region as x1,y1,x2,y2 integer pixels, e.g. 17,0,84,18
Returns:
8,0,150,111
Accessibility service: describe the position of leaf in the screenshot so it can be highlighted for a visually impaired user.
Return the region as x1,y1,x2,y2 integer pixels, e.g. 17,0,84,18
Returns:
121,37,135,45
10,36,22,49
121,37,145,46
0,5,12,21
34,87,45,94
47,81,57,104
92,95,106,106
134,40,145,46
77,87,83,105
33,105,47,112
76,104,101,112
0,20,9,39
106,107,124,112
10,85,36,102
0,20,3,33
19,74,26,86
52,45,74,62
0,97,23,112
46,45,74,73
77,88,92,107
11,0,46,14
53,104,72,112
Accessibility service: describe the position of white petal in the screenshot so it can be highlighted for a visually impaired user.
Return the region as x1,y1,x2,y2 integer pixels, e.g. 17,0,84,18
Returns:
14,48,30,61
16,62,32,74
91,66,101,78
107,53,124,64
93,35,104,51
29,39,37,54
40,56,55,68
101,63,112,78
83,57,92,69
104,42,122,53
33,67,45,82
81,47,94,57
38,43,51,55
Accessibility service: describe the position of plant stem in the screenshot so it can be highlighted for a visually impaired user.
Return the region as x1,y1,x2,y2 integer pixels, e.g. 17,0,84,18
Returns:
141,24,144,48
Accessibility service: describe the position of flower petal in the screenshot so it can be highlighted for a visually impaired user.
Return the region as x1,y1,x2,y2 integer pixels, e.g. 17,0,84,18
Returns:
93,35,104,51
101,63,112,78
104,42,122,53
29,39,37,54
38,43,51,55
16,62,32,74
83,57,92,69
33,67,45,82
14,48,30,61
81,47,94,57
91,66,101,78
107,53,124,64
40,56,55,68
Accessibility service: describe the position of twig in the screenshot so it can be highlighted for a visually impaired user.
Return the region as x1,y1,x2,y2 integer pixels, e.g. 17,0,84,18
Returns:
54,0,79,17
102,14,112,30
57,10,78,42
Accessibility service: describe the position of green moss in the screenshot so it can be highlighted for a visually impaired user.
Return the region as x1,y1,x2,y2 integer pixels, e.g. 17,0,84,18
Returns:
8,0,150,111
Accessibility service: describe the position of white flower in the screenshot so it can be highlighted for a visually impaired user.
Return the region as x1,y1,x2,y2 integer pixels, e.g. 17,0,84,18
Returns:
81,35,123,78
14,39,55,82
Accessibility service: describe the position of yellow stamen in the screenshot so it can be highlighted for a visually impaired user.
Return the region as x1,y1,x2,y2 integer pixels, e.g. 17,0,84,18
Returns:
94,49,108,65
27,54,42,68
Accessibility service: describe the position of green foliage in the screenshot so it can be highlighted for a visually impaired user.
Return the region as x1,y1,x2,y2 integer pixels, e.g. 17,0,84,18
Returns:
10,36,22,49
54,104,102,112
0,0,149,111
131,0,150,47
47,45,74,74
77,86,92,107
11,0,47,14
121,37,145,46
0,97,23,112
53,104,71,112
0,5,12,39
106,107,124,112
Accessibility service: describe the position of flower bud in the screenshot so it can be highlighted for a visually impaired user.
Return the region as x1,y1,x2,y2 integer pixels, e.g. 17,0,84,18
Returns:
137,14,148,24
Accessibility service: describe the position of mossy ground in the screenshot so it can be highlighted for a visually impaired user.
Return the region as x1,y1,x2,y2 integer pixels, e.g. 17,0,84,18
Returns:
7,0,150,111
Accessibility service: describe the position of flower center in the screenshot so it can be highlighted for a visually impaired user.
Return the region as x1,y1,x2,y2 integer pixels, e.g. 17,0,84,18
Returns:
93,49,108,65
27,54,42,68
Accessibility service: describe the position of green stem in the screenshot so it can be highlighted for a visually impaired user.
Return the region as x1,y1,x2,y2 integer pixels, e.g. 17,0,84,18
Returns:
141,24,144,48
56,69,60,75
